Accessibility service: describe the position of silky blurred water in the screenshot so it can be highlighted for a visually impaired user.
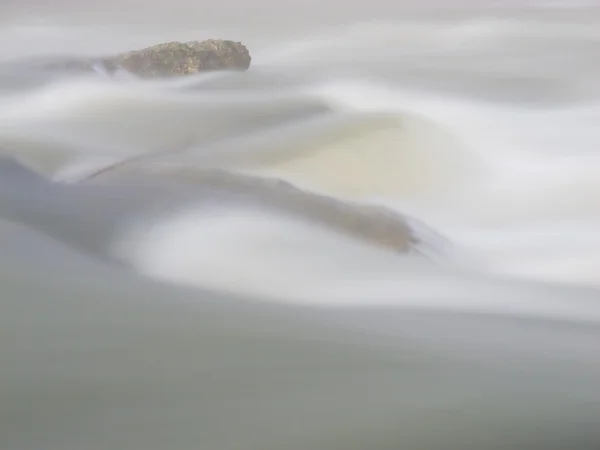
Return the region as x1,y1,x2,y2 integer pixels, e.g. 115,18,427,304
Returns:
1,1,600,450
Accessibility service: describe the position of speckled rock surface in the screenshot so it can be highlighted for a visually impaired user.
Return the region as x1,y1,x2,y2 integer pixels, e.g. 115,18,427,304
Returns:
103,40,251,77
48,39,251,78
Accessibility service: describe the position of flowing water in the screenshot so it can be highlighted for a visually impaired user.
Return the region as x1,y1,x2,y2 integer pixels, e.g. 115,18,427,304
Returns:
1,1,600,449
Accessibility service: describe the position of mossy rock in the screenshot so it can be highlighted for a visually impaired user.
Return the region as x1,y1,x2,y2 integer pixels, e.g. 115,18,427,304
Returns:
50,39,251,78
102,40,251,77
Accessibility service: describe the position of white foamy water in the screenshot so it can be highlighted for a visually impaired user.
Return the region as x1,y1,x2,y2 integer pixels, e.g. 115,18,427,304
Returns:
1,2,600,450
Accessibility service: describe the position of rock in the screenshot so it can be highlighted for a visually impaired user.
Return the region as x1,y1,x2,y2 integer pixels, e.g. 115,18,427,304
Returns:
83,164,435,254
51,39,251,78
105,40,251,77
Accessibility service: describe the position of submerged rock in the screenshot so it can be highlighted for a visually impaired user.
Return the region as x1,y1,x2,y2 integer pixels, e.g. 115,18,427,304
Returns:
81,163,442,255
52,39,251,78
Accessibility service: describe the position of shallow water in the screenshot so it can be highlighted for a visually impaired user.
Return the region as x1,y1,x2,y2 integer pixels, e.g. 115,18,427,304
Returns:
1,2,600,449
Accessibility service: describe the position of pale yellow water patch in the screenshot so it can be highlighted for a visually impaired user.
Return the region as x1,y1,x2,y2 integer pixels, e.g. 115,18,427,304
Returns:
229,112,476,202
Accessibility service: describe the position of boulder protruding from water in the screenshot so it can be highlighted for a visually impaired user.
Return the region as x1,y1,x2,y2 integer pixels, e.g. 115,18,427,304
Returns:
56,39,252,78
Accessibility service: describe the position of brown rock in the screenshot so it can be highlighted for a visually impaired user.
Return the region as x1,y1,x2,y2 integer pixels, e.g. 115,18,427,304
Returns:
102,40,251,77
47,39,251,78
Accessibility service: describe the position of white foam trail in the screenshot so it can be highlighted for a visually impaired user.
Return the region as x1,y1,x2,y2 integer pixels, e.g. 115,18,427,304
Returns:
106,203,600,324
110,204,429,300
0,77,332,175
